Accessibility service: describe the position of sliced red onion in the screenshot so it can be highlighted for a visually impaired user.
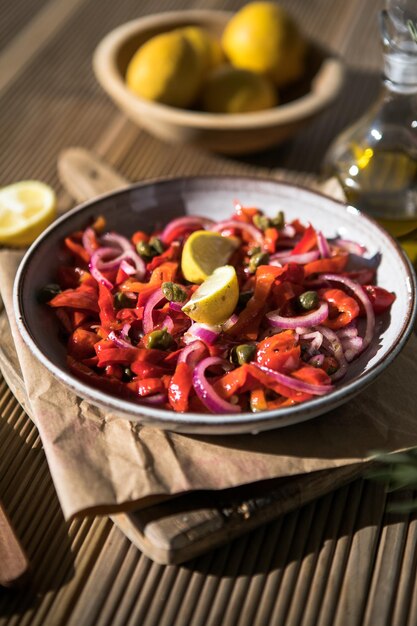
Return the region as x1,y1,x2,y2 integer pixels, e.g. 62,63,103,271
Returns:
160,315,174,333
317,231,331,259
341,336,363,362
101,231,134,252
193,357,240,413
120,249,146,279
252,363,333,396
90,246,145,286
281,224,296,238
82,226,96,257
309,354,325,367
91,246,122,271
169,301,184,313
107,330,132,349
142,288,165,334
119,259,136,276
334,238,367,256
336,322,358,339
301,331,324,353
160,216,214,244
222,314,239,331
270,250,319,265
140,392,167,405
211,219,263,244
267,302,329,330
124,291,137,301
121,323,131,339
89,251,114,289
319,273,375,351
315,325,348,381
178,340,206,367
184,323,220,345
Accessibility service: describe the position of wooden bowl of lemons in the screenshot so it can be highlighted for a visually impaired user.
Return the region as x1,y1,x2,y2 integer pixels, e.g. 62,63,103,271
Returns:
93,6,344,155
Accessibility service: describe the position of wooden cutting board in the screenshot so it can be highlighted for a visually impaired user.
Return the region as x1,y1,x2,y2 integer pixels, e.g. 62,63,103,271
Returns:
0,149,369,565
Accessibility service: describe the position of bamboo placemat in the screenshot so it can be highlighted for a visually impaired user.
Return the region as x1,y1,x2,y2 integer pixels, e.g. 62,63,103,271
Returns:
4,0,417,624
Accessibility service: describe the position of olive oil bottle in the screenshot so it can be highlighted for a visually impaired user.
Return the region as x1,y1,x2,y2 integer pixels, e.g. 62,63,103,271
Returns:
323,4,417,265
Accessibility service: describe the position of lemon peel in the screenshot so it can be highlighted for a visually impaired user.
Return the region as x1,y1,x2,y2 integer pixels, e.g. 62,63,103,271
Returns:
181,230,239,284
182,265,239,325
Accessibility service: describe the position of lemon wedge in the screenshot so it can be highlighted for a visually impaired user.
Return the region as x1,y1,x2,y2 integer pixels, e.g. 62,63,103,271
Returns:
0,180,57,247
182,265,239,325
181,230,239,284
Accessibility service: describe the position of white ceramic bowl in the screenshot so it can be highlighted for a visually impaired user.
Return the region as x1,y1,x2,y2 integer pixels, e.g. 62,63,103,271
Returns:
14,177,416,434
92,10,345,154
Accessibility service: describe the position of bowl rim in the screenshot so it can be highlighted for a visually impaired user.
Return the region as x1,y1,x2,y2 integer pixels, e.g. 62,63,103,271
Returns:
13,175,417,433
92,9,345,130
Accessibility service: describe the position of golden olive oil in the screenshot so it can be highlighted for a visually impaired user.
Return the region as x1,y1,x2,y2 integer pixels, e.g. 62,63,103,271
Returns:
334,147,417,265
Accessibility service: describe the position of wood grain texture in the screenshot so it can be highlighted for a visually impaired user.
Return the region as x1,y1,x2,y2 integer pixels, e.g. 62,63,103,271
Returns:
0,0,414,623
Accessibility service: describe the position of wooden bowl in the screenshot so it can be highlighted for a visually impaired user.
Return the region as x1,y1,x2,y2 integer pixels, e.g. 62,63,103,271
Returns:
92,10,345,155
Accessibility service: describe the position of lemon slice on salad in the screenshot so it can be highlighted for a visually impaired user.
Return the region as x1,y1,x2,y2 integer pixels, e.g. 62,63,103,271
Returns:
0,180,57,247
181,230,239,284
182,265,239,324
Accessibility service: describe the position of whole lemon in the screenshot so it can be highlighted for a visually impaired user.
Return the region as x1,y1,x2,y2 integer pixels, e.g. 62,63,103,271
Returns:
222,2,306,87
201,65,277,114
179,26,224,74
126,31,203,108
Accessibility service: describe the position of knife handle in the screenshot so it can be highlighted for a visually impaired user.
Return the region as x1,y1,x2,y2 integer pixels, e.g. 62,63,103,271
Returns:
58,147,129,203
0,501,29,587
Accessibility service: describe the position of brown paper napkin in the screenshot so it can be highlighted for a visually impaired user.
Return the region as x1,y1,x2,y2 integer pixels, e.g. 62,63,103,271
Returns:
1,249,417,520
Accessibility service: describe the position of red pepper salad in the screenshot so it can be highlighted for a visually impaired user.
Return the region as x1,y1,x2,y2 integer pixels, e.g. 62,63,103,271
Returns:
41,206,396,414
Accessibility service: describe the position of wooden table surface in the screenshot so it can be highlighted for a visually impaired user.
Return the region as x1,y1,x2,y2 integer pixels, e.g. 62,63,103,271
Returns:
2,0,417,624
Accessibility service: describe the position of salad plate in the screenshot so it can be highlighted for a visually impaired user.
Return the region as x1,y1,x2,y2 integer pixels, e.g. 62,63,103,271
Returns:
13,176,416,434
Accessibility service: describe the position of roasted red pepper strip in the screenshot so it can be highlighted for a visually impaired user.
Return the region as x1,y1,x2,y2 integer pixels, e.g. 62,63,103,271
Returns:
137,378,164,397
256,330,301,372
363,285,396,314
227,266,278,338
67,356,136,399
68,328,100,360
304,254,348,276
131,361,171,379
291,224,317,255
147,244,180,271
64,236,90,264
250,388,268,412
98,282,116,327
168,362,193,412
49,285,99,312
264,227,278,254
320,288,360,329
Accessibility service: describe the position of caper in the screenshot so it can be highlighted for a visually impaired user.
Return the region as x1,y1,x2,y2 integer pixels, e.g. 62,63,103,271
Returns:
37,283,62,303
238,290,253,308
247,245,261,257
136,241,155,259
230,344,256,365
145,328,174,350
297,290,319,311
162,281,187,302
149,236,165,255
249,251,269,273
114,291,136,310
253,214,271,231
271,211,285,229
